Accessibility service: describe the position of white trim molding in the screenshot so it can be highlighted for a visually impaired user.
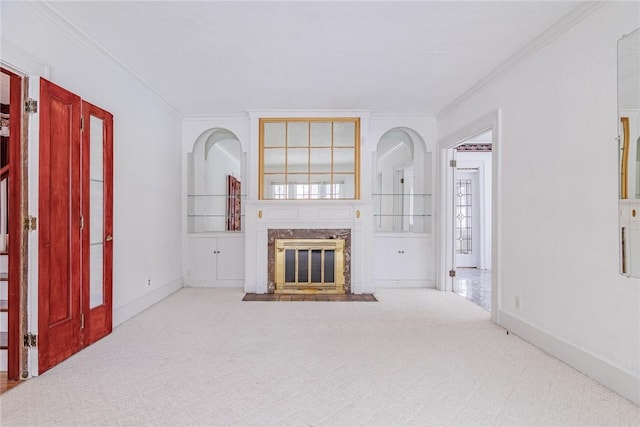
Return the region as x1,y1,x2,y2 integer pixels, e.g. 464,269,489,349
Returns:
438,2,603,118
0,39,51,78
113,278,183,327
501,310,640,405
22,1,183,117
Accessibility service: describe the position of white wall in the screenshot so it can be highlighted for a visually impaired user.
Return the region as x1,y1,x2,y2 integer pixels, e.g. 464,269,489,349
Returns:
438,2,640,404
1,2,184,329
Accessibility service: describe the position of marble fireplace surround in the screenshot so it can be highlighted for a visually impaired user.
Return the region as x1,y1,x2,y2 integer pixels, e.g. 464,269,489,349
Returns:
267,229,351,293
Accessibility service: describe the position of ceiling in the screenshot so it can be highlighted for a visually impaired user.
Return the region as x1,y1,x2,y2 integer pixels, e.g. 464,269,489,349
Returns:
43,1,581,116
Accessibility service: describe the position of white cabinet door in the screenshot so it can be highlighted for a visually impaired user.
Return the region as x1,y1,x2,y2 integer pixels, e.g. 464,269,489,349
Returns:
373,235,431,287
186,236,245,287
186,238,217,286
215,236,244,282
621,200,640,277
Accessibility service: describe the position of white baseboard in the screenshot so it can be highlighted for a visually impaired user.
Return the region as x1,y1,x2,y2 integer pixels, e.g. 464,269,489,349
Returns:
499,310,640,405
374,280,436,289
352,281,374,294
184,280,244,288
113,278,183,327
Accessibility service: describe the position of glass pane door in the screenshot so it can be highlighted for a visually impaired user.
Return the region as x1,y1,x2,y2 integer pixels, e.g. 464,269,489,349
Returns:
82,100,113,346
89,116,104,309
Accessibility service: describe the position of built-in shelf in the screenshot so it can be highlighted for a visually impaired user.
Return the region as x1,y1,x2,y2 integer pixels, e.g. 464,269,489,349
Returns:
0,300,7,312
0,332,7,349
0,273,7,281
372,193,432,233
0,252,7,256
187,194,247,233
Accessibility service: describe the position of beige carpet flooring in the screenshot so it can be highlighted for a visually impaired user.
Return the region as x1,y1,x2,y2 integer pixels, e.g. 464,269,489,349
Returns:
1,288,639,426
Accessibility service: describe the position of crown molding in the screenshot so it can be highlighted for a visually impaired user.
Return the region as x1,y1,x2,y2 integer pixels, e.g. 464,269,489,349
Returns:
246,109,373,119
0,39,51,78
25,1,184,117
371,113,435,119
437,1,604,119
183,113,251,121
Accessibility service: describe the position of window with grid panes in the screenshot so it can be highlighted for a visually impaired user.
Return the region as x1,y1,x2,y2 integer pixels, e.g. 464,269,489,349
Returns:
259,118,360,200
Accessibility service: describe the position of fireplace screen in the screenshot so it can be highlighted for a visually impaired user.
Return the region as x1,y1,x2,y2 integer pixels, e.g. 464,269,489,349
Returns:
275,239,345,293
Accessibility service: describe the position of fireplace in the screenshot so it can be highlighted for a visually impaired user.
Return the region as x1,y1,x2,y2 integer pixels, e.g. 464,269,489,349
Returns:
275,239,345,294
267,229,351,293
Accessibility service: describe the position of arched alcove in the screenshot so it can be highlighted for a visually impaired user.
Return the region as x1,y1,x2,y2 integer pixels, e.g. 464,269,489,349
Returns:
187,128,243,233
375,127,431,233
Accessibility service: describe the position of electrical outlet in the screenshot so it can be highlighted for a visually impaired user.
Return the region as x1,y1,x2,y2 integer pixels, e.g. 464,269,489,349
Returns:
147,278,151,287
514,296,520,310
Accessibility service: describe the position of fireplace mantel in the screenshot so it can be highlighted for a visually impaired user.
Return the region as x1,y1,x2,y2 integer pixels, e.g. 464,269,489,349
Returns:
243,201,372,295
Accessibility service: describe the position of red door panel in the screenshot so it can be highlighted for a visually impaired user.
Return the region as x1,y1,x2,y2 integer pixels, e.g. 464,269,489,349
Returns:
38,79,82,373
38,79,113,373
81,100,113,346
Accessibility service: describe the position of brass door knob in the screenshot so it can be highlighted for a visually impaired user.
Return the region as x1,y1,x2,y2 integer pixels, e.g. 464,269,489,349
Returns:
105,235,113,242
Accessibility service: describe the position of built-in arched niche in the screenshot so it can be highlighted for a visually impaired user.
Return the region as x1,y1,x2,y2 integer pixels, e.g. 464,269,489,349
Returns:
187,128,243,233
375,127,431,233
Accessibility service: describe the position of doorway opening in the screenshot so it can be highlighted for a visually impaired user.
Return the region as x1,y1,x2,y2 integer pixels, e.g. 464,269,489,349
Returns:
438,110,500,322
452,133,492,311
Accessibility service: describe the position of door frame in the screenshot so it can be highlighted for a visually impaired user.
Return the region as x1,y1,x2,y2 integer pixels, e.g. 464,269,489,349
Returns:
0,66,27,380
1,51,50,378
436,109,501,323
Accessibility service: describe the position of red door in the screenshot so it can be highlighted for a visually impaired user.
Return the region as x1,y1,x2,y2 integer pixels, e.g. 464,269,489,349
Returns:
38,79,82,372
38,79,113,373
81,101,113,346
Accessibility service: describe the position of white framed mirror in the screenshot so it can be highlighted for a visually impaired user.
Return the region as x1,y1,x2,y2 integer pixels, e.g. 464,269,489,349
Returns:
618,27,640,277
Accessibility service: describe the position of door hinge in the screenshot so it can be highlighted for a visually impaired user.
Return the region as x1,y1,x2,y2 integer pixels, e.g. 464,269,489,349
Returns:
449,269,456,278
24,215,37,231
25,98,38,114
23,333,37,348
450,159,457,168
80,116,84,130
80,215,84,230
80,313,85,329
